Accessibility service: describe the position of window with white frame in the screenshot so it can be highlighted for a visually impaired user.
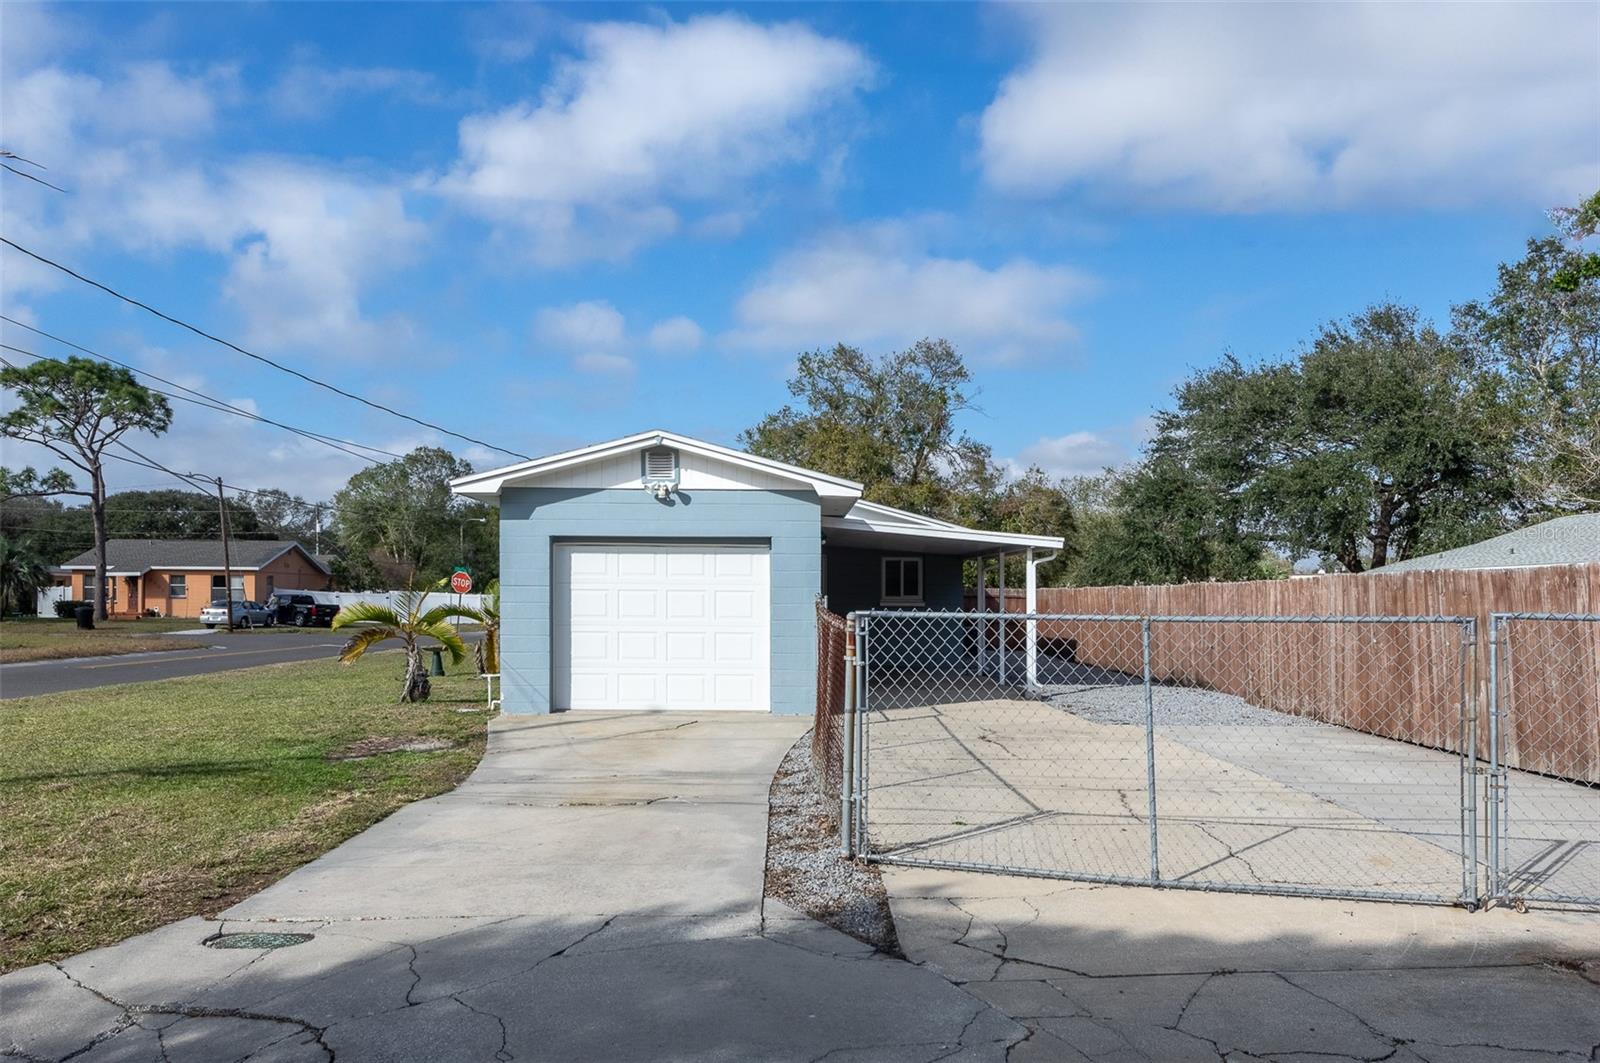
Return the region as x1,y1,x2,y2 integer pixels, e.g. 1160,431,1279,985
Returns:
880,556,923,606
211,574,245,598
169,574,187,598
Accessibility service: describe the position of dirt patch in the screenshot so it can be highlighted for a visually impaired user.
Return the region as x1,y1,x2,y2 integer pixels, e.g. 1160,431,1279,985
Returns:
765,731,900,955
326,736,456,761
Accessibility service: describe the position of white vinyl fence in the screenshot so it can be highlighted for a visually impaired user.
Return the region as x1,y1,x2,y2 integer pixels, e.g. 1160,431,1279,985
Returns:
304,590,489,614
36,586,74,616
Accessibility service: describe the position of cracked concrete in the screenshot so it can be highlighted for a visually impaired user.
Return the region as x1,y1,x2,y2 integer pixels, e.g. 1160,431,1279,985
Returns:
3,712,1025,1062
884,864,1600,1063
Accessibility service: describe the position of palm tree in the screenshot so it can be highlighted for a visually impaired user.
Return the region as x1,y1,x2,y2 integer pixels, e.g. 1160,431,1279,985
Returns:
331,589,466,703
443,578,500,675
0,536,51,617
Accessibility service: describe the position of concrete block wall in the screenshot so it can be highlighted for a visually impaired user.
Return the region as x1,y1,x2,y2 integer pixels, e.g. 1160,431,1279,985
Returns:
498,486,822,715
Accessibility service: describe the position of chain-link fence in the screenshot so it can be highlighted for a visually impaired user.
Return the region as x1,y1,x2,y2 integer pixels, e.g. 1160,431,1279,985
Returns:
812,600,849,813
1489,613,1600,911
846,610,1484,906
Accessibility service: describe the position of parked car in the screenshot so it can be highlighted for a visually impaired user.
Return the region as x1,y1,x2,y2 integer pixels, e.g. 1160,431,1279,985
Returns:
266,591,341,627
199,599,274,629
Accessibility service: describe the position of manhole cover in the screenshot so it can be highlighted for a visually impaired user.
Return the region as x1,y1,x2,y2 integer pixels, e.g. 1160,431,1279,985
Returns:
204,932,313,950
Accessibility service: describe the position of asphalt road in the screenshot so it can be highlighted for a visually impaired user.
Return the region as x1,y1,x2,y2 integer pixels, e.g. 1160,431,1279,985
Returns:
0,628,482,700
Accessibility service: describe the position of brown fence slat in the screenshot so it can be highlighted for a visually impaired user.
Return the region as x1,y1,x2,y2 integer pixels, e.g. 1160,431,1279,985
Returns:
963,563,1600,784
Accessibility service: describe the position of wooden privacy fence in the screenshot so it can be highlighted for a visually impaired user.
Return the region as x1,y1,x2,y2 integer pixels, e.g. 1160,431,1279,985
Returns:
966,562,1600,784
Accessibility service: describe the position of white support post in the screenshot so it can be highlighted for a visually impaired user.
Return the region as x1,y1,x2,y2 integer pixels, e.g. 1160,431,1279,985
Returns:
976,555,988,673
997,551,1007,684
1025,547,1038,688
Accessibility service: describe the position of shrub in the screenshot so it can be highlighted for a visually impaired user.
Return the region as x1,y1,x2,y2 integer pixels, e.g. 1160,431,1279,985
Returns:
52,599,87,619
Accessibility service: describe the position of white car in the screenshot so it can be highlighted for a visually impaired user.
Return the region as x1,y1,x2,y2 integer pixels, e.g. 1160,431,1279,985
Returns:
199,599,275,629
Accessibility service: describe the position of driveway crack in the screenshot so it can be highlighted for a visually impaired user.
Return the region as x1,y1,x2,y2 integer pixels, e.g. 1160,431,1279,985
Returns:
46,963,335,1062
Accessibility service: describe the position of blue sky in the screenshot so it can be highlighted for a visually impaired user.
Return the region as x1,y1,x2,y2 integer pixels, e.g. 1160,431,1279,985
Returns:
2,1,1596,500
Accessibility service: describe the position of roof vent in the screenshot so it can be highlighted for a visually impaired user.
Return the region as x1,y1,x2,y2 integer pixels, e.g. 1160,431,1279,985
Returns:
642,447,680,500
642,447,679,485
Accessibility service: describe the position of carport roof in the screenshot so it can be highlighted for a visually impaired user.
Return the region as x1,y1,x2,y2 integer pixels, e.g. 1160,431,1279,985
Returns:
826,500,1064,557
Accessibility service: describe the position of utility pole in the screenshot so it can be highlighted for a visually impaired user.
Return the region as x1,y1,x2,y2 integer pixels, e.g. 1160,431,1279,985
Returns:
313,503,322,554
215,476,235,633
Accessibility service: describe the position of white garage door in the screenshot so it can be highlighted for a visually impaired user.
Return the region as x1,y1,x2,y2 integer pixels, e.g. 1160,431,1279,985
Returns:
552,543,770,711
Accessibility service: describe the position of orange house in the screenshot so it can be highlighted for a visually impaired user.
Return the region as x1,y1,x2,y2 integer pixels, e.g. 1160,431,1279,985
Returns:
58,539,333,619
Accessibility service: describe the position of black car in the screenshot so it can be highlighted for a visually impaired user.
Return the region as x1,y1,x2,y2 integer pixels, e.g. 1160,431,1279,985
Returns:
267,592,341,627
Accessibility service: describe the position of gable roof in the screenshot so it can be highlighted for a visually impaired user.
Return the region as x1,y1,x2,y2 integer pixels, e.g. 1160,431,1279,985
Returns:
59,539,330,575
1377,513,1600,573
450,429,864,514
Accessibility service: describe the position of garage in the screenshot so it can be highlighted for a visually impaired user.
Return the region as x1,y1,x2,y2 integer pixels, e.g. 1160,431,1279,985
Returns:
551,542,771,711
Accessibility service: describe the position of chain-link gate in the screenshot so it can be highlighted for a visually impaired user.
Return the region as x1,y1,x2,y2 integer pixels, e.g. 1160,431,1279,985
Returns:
842,610,1486,906
1488,613,1600,911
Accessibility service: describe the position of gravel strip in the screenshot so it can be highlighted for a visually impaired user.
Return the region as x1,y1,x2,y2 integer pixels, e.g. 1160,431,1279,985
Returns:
764,732,900,954
1038,661,1323,729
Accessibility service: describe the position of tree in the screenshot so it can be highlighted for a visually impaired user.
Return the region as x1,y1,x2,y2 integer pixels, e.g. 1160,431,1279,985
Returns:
0,494,90,563
1142,304,1513,573
1067,458,1269,586
248,488,323,545
1,358,173,619
740,339,1002,520
330,447,495,587
103,489,263,541
331,589,467,703
445,578,501,675
1453,190,1600,509
0,536,51,616
742,339,1079,562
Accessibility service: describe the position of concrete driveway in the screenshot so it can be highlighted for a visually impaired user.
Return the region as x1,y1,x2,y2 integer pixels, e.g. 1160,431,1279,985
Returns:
2,712,1022,1062
886,864,1600,1062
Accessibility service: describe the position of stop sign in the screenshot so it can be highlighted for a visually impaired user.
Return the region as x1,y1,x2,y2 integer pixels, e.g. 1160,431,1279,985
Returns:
450,570,473,594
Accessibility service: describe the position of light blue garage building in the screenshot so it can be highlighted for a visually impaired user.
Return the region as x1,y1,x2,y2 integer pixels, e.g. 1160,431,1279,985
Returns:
451,430,1063,715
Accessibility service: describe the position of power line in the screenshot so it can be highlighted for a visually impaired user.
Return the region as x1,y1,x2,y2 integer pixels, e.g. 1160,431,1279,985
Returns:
0,151,67,194
1,321,403,463
1,341,381,466
0,236,531,460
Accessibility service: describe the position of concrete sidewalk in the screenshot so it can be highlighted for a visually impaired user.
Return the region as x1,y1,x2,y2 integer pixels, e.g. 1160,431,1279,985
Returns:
3,713,1023,1062
885,864,1600,1062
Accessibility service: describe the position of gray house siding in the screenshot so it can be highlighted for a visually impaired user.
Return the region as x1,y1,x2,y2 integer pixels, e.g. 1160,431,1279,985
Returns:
499,486,822,715
823,546,964,616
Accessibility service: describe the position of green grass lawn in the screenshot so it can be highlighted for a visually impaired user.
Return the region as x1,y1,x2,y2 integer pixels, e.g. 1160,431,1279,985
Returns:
0,653,490,972
0,616,405,663
0,616,204,663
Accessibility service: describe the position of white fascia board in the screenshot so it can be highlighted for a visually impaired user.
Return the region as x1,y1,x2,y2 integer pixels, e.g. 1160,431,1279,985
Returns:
449,428,864,503
846,499,967,530
823,515,1064,551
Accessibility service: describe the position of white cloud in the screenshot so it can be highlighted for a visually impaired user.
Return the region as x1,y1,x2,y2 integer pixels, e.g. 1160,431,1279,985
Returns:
535,302,704,371
534,300,627,352
1006,431,1131,479
980,3,1600,209
1,55,424,357
647,315,704,353
437,13,872,263
726,221,1095,363
573,351,633,375
270,63,454,120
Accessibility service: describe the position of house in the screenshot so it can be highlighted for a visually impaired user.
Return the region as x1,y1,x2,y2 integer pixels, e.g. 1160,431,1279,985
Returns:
56,539,332,618
451,429,1064,715
1376,513,1600,574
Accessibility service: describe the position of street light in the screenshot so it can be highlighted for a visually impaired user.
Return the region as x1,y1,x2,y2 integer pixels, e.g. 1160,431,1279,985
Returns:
459,517,488,557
